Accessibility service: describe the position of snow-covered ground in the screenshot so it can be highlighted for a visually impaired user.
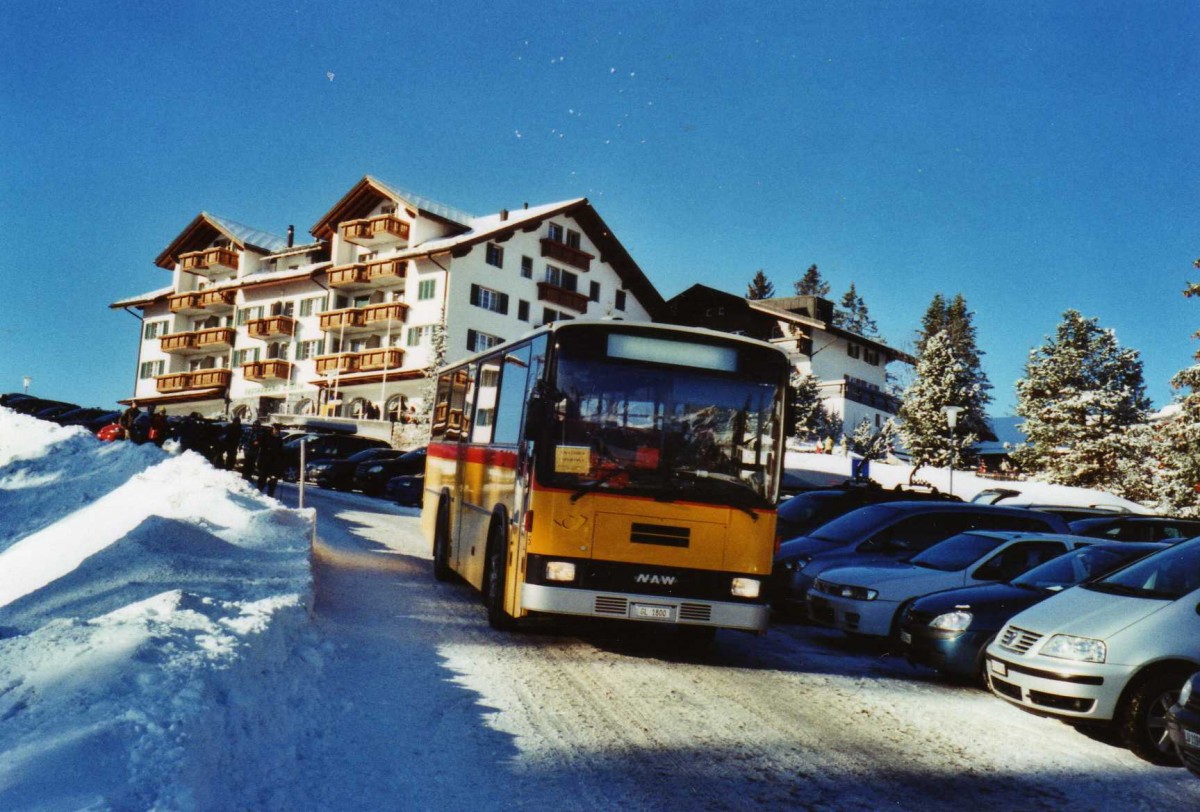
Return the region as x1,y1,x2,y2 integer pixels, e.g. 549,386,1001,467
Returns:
1,407,1195,810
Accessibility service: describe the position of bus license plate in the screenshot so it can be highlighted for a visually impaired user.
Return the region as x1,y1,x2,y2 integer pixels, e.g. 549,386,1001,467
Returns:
632,603,675,621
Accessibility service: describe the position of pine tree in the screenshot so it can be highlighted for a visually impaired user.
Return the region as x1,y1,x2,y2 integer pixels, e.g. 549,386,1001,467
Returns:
401,315,448,447
788,372,838,442
794,264,831,298
848,417,898,461
913,293,992,443
899,331,982,470
1151,270,1200,515
833,282,879,337
1013,310,1151,496
746,270,775,300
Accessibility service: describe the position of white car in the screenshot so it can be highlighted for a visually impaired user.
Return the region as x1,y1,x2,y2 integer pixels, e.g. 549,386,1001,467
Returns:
808,531,1091,638
985,537,1200,765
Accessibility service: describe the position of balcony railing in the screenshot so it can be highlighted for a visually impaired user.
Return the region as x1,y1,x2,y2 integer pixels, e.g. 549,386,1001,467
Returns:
327,263,368,288
362,302,408,327
160,333,197,354
365,257,406,282
179,247,239,275
154,368,231,394
319,308,366,332
315,353,361,375
537,281,589,313
242,359,292,383
246,315,297,339
194,327,236,350
358,348,404,371
197,289,236,309
540,238,594,272
168,292,201,313
340,214,410,248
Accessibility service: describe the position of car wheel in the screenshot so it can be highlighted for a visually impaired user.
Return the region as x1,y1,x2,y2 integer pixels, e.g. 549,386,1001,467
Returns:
432,497,452,582
484,522,514,631
1117,668,1189,766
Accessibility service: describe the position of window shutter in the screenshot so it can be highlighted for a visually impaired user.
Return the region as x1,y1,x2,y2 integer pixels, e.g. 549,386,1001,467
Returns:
499,292,510,315
470,284,481,306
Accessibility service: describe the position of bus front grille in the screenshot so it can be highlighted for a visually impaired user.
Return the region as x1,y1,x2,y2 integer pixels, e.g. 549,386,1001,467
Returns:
679,603,712,622
595,596,629,615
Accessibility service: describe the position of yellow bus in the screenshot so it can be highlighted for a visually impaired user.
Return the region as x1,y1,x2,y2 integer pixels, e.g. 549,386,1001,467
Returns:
421,320,790,634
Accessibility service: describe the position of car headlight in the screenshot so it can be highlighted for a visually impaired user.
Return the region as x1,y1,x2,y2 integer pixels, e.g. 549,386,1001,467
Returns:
816,580,877,601
367,465,383,473
731,577,761,598
929,610,973,631
1040,634,1107,663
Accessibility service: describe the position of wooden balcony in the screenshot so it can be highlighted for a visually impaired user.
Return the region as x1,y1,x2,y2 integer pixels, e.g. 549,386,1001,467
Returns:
160,333,197,354
154,368,231,394
328,263,369,288
540,238,593,272
358,348,404,371
246,315,297,339
197,288,236,309
319,308,366,332
168,292,201,314
242,359,292,383
179,247,239,276
537,281,590,313
340,214,410,248
362,302,408,328
315,353,361,375
194,327,236,351
365,257,407,283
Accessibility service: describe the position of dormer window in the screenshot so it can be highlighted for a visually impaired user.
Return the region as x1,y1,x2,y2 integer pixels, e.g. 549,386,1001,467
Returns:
566,229,581,249
547,222,564,243
380,205,396,215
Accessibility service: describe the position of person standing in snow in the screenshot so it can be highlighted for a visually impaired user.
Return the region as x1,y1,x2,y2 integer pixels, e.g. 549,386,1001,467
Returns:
241,419,262,480
119,402,141,441
147,408,168,447
256,424,284,497
220,416,242,470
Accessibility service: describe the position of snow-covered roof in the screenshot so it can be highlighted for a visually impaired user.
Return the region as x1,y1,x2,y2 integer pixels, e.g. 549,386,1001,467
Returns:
202,212,289,254
367,176,475,226
399,199,583,258
109,286,173,308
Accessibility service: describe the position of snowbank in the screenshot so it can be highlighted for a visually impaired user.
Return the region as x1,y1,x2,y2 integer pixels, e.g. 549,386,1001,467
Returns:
0,408,318,810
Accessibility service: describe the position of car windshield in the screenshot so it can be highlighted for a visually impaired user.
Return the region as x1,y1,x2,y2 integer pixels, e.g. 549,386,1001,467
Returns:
1084,538,1200,600
778,492,845,523
1012,545,1148,591
545,335,784,508
808,505,899,544
909,532,1004,571
346,448,393,463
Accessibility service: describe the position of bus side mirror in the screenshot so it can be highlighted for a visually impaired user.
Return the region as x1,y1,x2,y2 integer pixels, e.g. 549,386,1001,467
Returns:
524,396,545,437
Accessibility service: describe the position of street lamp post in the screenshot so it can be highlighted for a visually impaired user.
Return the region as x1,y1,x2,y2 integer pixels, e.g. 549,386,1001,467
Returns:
22,376,31,394
941,405,963,497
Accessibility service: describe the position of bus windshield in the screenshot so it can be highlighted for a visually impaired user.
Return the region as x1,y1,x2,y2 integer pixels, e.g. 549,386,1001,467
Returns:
543,335,784,508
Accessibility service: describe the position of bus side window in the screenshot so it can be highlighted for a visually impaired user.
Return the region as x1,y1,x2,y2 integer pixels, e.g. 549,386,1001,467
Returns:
492,344,532,445
471,358,502,443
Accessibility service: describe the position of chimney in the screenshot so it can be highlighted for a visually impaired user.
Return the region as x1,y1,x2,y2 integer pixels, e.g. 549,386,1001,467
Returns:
500,208,509,222
286,225,294,247
523,202,529,209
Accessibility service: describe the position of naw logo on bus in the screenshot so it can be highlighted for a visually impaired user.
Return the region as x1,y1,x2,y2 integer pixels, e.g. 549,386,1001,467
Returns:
635,573,678,586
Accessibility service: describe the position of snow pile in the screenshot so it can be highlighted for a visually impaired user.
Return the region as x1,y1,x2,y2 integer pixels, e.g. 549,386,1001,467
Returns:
0,408,319,810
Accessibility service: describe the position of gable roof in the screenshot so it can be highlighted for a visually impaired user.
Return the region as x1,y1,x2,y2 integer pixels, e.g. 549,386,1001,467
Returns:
154,213,289,270
309,175,474,241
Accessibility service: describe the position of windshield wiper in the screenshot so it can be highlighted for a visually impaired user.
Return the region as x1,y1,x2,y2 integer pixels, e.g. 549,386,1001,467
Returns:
569,467,629,502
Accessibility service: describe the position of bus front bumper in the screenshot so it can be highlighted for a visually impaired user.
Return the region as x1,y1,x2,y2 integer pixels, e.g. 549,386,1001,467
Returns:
521,583,770,632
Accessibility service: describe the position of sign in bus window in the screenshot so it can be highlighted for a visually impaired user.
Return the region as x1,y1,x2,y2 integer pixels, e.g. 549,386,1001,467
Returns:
555,445,592,474
607,334,738,372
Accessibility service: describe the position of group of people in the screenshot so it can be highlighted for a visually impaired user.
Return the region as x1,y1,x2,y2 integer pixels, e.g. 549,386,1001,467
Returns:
114,405,285,497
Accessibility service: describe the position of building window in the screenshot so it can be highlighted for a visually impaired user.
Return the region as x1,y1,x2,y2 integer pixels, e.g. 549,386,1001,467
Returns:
406,325,431,346
864,349,881,366
470,283,510,314
418,278,437,300
542,307,573,324
589,281,600,302
299,295,326,317
143,320,168,340
138,360,164,379
295,339,323,360
266,341,289,360
521,256,533,278
486,243,504,268
480,368,500,388
237,306,265,325
566,229,581,249
466,329,503,352
615,290,627,311
847,344,861,360
517,300,530,322
547,222,564,242
234,348,261,366
545,264,577,291
271,300,295,317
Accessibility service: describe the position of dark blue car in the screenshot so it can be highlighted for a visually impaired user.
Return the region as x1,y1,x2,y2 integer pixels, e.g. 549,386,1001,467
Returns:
899,541,1166,682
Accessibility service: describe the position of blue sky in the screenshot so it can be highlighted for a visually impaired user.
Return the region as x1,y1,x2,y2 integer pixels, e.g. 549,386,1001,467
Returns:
2,1,1196,416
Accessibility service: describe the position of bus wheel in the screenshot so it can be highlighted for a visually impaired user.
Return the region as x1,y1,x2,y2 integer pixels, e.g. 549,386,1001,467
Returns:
484,525,514,631
432,498,452,582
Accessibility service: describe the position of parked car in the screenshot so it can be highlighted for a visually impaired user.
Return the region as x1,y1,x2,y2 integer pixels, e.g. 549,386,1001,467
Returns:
810,531,1092,638
985,536,1200,764
776,482,959,544
771,502,1070,617
310,448,406,490
385,473,425,506
1166,672,1200,776
353,447,427,496
281,433,392,481
7,397,74,416
80,410,123,433
33,402,81,421
1068,516,1200,543
52,407,116,427
901,542,1167,682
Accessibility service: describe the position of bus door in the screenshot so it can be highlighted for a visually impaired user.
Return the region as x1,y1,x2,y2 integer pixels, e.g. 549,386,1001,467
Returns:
449,363,488,585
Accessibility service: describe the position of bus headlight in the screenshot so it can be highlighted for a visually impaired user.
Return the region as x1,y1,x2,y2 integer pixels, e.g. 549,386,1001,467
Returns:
545,561,577,582
731,577,761,598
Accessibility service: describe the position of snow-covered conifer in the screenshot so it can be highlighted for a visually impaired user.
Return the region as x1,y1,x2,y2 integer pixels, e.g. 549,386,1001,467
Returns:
913,293,992,443
788,372,838,442
899,331,981,470
1151,273,1200,515
833,282,879,337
